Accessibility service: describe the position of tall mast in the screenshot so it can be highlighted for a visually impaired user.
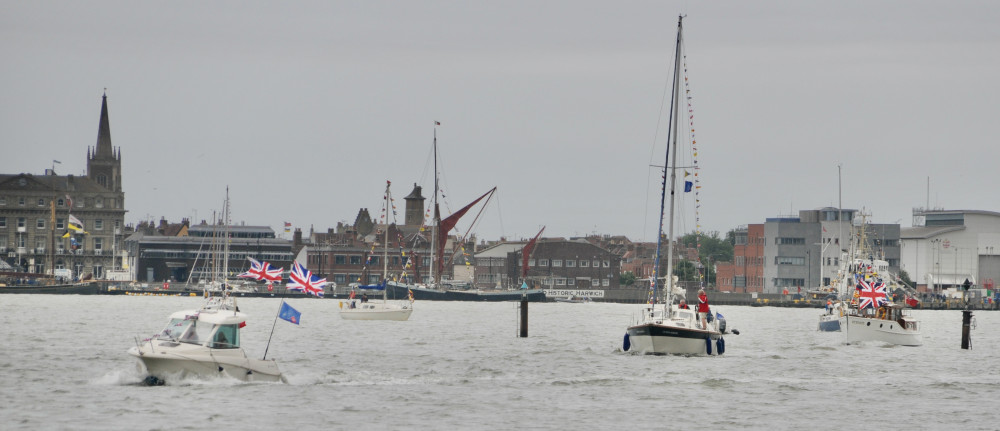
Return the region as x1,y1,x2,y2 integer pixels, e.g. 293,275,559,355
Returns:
430,124,440,285
838,164,843,257
223,188,231,292
383,181,391,301
655,15,684,312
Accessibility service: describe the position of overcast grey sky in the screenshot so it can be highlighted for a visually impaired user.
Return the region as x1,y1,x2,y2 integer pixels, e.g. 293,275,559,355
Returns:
3,1,999,242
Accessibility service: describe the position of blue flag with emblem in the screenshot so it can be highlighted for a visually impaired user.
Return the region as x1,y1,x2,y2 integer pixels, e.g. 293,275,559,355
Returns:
278,301,301,325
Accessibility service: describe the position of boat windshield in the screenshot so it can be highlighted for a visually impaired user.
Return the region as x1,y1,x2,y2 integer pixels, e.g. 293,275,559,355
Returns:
157,318,193,341
156,318,215,346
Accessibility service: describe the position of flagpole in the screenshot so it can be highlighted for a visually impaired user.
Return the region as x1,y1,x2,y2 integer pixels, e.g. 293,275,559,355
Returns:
263,299,283,360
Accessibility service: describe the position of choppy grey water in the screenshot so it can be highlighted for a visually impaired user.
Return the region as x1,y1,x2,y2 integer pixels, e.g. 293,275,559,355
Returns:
1,294,998,430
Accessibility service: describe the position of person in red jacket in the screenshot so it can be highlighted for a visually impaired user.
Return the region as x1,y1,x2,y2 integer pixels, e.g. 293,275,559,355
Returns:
697,289,709,329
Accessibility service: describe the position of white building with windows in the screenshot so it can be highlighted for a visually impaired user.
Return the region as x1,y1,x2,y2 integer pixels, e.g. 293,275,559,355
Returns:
901,209,1000,293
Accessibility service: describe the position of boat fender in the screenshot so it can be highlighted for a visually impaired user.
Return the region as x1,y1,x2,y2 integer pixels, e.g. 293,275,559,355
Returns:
218,366,224,372
705,336,713,355
623,333,631,352
716,337,725,355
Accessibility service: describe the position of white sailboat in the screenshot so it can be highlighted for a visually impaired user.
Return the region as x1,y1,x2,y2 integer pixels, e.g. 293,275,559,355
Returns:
339,181,414,321
128,190,287,383
623,15,729,356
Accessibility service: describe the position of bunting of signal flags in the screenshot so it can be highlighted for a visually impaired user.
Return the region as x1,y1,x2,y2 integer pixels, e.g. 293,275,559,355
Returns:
683,54,703,258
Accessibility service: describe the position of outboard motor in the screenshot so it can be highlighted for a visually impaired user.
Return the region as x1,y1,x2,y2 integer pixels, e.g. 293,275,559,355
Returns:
716,313,727,333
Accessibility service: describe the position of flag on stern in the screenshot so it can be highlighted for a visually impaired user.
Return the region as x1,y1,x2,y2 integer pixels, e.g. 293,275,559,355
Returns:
287,262,326,297
278,301,301,325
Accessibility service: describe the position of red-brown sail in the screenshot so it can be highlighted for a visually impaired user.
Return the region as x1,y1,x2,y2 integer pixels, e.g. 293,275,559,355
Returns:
521,226,545,278
436,187,496,279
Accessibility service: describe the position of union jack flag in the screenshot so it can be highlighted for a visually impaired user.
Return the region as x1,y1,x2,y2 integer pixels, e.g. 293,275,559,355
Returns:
857,277,888,309
287,261,326,297
237,258,283,283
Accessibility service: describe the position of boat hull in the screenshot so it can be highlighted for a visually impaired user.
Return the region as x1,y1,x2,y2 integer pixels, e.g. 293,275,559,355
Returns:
339,302,413,321
626,323,723,356
0,282,106,295
385,282,547,302
841,315,922,346
818,314,841,332
128,343,285,383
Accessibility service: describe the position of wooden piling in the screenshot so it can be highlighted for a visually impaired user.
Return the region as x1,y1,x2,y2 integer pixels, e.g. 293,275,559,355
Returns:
962,309,972,349
519,296,528,338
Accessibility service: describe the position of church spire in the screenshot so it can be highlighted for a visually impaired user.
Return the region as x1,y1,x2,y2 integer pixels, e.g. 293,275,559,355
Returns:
87,91,122,192
95,90,113,158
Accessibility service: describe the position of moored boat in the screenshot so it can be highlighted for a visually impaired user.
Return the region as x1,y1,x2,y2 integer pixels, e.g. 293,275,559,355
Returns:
339,181,414,321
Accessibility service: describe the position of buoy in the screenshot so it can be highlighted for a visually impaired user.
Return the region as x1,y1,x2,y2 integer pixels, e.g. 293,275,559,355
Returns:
705,337,713,355
717,337,725,355
623,333,631,352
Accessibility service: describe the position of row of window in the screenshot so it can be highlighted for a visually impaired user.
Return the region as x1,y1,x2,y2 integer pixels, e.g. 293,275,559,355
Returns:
0,217,118,231
774,256,844,266
0,196,119,209
734,235,765,246
733,256,764,266
720,275,763,288
528,259,611,268
775,237,805,245
141,250,292,261
5,235,107,249
773,278,806,287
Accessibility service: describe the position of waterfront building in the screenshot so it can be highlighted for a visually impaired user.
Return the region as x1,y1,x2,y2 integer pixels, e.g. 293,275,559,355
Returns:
901,209,1000,294
0,94,126,280
486,238,621,291
761,207,899,294
716,224,765,293
124,218,293,284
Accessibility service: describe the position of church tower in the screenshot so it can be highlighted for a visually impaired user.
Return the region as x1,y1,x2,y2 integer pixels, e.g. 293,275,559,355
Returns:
404,183,425,227
86,92,122,192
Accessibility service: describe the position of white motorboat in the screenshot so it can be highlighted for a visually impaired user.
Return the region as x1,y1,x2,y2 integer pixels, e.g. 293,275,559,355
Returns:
128,190,287,383
821,213,922,344
842,303,921,346
622,16,731,356
128,295,286,383
339,181,413,321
